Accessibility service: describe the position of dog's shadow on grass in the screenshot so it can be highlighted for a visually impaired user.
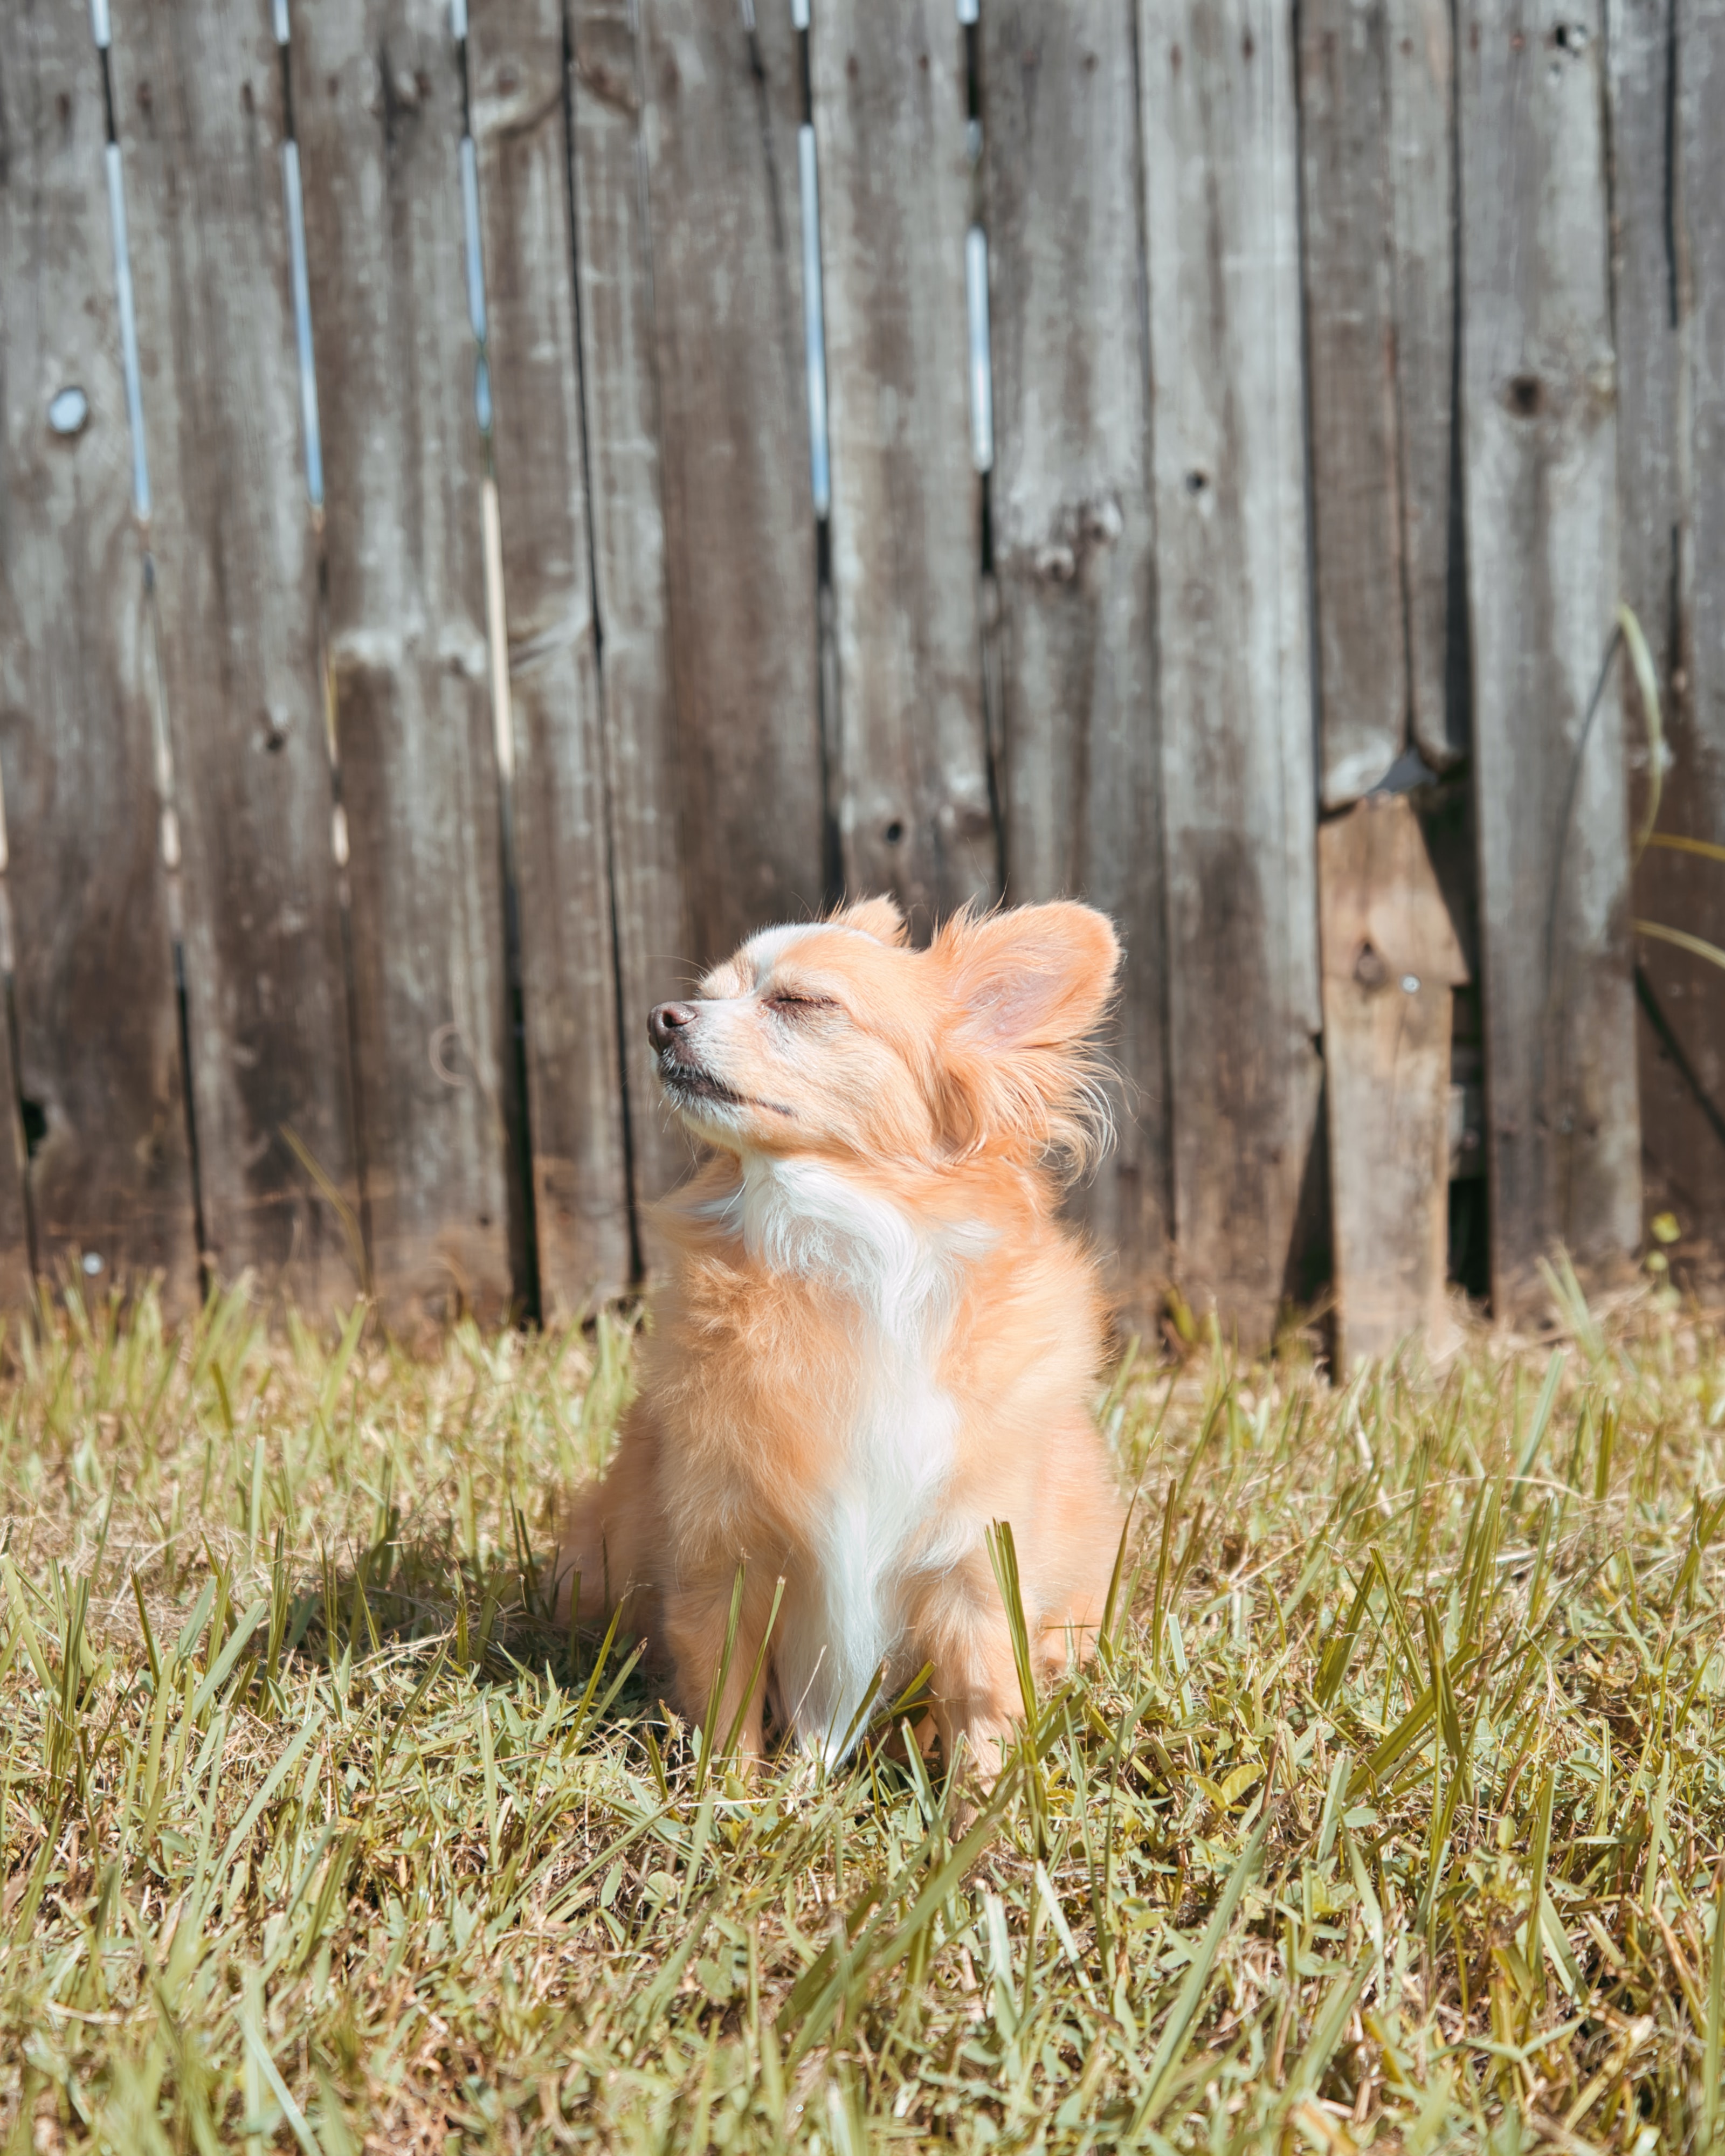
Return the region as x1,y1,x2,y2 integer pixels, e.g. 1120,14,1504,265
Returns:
208,1523,949,1799
183,1514,659,1730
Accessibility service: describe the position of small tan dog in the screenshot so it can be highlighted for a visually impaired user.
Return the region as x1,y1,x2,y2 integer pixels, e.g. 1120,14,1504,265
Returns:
558,896,1124,1773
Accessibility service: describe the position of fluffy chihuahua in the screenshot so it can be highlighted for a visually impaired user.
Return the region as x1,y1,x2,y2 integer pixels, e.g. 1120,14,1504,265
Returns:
558,896,1125,1774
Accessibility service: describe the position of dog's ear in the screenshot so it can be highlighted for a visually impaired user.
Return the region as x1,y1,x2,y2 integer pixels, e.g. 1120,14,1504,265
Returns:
932,904,1120,1176
830,894,909,948
937,902,1120,1049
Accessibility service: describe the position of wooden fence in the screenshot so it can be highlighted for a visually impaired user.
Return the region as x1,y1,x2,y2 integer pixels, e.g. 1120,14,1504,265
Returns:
0,0,1720,1353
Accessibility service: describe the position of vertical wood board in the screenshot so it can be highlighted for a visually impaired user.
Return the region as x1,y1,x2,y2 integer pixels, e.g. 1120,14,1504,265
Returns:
1301,0,1460,799
1299,0,1409,806
1607,0,1680,711
1320,796,1467,1365
813,0,997,936
1627,0,1725,1256
468,0,633,1315
983,1,1170,1312
1389,0,1463,771
293,0,514,1335
109,0,362,1309
569,0,696,1252
0,0,196,1305
637,0,822,962
1140,0,1323,1345
1460,0,1641,1303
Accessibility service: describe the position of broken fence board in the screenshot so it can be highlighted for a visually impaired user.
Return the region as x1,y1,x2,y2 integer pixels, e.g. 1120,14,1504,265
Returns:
1460,0,1641,1305
468,0,633,1317
0,0,197,1309
984,2,1171,1316
293,0,515,1335
813,0,997,937
1140,0,1323,1346
1320,796,1467,1366
110,0,363,1309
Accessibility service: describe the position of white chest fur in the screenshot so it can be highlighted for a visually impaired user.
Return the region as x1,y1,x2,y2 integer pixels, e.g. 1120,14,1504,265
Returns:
713,1155,986,1757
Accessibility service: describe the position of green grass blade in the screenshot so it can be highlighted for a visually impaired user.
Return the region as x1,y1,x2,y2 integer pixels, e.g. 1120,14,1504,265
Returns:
1129,1815,1269,2132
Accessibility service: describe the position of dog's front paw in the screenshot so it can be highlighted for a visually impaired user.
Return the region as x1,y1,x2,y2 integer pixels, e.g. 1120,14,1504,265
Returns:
951,1717,1017,1789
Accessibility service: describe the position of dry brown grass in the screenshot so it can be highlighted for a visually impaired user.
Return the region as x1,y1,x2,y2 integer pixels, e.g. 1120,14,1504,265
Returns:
1,1270,1722,2152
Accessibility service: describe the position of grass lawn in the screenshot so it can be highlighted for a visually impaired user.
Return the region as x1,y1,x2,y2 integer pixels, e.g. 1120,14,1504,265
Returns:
1,1272,1722,2153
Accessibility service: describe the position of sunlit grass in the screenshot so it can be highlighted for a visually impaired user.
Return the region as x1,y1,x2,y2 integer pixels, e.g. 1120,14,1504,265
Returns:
1,1273,1722,2151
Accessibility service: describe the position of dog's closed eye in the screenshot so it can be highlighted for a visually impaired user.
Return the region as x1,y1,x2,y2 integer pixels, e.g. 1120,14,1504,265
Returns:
764,990,837,1018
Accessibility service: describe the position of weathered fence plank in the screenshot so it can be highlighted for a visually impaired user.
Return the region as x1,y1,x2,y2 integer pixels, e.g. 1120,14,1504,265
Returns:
0,0,197,1307
1389,0,1461,772
984,4,1170,1312
1677,0,1725,1215
1140,0,1323,1345
1460,0,1640,1304
1609,0,1679,729
638,0,823,964
110,0,362,1308
293,0,514,1334
1299,0,1460,801
569,0,695,1246
1320,797,1467,1364
813,0,997,935
467,0,633,1316
1299,0,1406,806
1619,0,1725,1256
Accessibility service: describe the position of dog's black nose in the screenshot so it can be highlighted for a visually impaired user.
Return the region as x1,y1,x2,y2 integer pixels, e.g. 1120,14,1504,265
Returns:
648,1001,696,1051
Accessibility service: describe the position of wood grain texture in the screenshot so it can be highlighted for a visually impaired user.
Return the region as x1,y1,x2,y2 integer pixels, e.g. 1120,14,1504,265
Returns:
1299,0,1407,806
109,0,362,1308
812,0,997,936
983,2,1169,1314
1388,0,1463,771
637,0,822,962
1624,0,1725,1252
0,0,196,1305
1140,0,1323,1345
468,0,632,1316
1460,0,1641,1304
293,0,514,1334
569,0,695,1249
1319,796,1467,1365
